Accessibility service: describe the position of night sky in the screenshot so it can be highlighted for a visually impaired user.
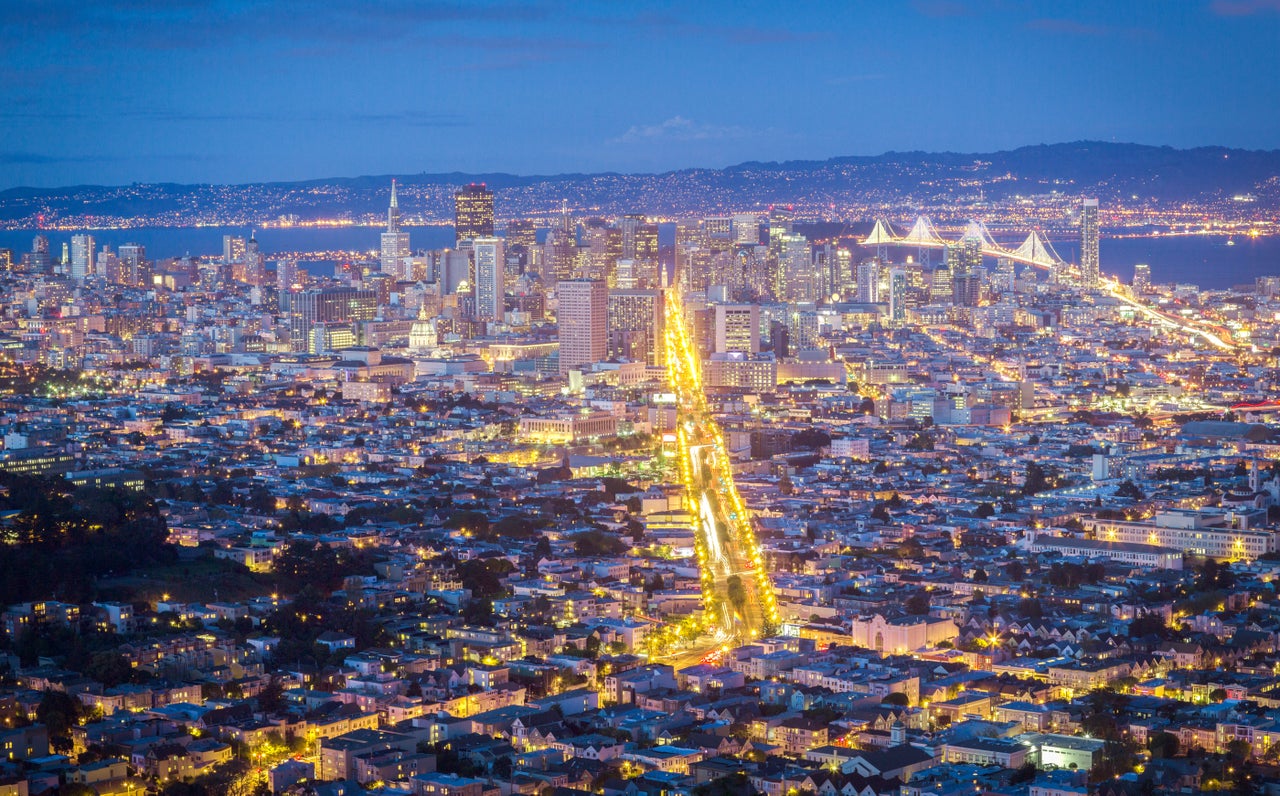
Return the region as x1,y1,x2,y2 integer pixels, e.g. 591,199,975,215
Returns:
3,0,1278,187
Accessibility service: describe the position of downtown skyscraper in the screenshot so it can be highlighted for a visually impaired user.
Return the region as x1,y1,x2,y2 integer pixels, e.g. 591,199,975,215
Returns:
472,236,505,323
70,234,94,281
380,179,410,277
607,289,665,367
557,279,607,376
1080,198,1099,287
455,183,495,245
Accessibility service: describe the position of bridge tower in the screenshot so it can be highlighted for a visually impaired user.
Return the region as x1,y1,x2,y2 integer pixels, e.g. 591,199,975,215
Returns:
861,219,896,263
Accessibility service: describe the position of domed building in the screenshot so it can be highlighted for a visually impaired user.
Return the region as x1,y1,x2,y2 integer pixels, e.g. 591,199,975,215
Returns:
409,304,437,352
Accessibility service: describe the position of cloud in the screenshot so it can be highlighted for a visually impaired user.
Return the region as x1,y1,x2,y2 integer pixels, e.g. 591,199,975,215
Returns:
1210,0,1280,14
612,117,761,144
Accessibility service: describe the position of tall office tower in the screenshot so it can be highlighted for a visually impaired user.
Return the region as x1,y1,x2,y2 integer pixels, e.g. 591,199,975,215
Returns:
439,249,472,295
833,247,853,296
702,217,732,242
607,289,665,366
856,261,880,303
736,244,767,299
954,273,980,307
613,259,638,289
454,183,495,244
704,250,734,293
675,220,704,287
778,234,813,302
991,257,1016,292
579,224,615,282
812,243,848,300
929,266,953,302
223,234,246,265
676,219,706,281
812,244,831,300
764,206,794,297
29,235,51,272
70,234,95,280
888,268,908,324
277,259,299,293
98,247,122,285
602,227,624,281
0,249,11,272
557,279,608,375
472,236,505,322
1133,263,1151,293
503,247,523,292
714,303,761,354
635,222,660,286
947,239,982,307
381,180,410,277
734,213,761,245
118,242,146,287
618,214,642,260
281,287,378,352
543,226,577,284
680,247,711,292
1080,198,1100,287
243,231,265,285
767,205,793,241
504,219,538,249
786,308,821,352
502,219,537,278
617,214,659,286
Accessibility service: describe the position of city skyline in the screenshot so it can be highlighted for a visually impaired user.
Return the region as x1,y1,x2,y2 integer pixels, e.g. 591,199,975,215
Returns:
4,4,1280,796
3,0,1280,187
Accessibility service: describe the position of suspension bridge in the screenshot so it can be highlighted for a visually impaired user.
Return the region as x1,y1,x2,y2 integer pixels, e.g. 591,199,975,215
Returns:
861,216,1074,274
861,216,1241,351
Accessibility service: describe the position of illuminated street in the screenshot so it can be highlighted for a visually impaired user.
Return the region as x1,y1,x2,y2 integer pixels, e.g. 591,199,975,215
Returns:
665,287,780,644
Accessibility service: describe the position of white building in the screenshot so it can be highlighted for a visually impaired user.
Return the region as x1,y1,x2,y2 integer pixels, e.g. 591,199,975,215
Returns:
848,614,957,655
472,236,504,322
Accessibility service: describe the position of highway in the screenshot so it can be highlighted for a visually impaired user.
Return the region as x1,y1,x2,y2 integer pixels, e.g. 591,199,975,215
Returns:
1100,277,1240,352
866,221,1244,353
664,287,779,647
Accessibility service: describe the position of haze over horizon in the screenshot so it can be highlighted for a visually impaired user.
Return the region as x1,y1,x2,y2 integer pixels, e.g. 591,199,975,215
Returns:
3,0,1279,188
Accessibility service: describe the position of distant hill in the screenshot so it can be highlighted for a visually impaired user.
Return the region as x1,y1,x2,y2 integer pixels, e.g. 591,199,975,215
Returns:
2,141,1277,227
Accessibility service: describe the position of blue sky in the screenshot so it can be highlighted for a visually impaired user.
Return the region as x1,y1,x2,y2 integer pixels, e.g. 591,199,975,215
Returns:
2,0,1278,187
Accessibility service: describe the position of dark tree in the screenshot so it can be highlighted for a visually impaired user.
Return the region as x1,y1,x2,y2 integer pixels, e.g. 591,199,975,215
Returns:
1115,480,1145,500
904,591,931,615
1147,731,1179,759
37,690,82,751
83,652,135,689
1022,462,1049,495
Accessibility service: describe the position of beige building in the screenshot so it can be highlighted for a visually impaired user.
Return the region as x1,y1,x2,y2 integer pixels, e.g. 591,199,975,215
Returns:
704,352,777,392
557,279,608,375
1084,509,1275,561
848,614,957,655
